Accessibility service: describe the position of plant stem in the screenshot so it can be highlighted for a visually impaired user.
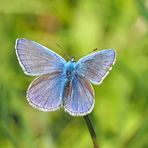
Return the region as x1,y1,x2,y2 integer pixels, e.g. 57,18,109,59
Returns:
84,115,99,148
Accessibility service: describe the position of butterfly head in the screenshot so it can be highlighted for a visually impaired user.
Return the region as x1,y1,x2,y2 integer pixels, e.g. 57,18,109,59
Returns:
70,57,76,62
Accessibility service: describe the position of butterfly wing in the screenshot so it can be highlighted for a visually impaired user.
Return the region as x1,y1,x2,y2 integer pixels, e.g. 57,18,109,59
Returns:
64,75,94,116
27,72,66,111
76,49,116,85
15,38,66,76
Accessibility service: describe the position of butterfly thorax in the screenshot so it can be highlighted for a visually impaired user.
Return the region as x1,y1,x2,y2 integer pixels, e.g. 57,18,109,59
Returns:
64,61,76,81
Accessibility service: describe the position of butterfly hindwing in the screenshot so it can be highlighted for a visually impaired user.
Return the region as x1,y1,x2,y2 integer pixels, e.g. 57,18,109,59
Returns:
27,72,66,111
64,74,94,116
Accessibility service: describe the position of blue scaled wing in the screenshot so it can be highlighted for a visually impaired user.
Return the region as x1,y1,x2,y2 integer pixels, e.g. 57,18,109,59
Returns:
76,49,116,85
64,75,94,116
27,72,66,111
15,38,66,76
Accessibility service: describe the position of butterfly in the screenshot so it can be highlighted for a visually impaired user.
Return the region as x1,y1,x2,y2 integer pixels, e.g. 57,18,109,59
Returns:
15,38,116,116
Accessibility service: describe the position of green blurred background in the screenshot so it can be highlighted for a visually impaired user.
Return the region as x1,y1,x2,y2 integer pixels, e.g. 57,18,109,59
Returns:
0,0,148,148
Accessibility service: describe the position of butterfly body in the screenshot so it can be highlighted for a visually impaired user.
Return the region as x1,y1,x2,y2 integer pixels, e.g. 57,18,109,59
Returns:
15,38,116,116
64,60,76,81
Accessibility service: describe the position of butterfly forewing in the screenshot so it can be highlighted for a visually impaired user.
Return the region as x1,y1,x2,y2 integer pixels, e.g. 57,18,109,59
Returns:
15,38,66,76
76,49,116,85
64,75,94,116
27,72,66,111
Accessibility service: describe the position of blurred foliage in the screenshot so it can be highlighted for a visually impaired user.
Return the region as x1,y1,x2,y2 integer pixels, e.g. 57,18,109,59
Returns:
0,0,148,148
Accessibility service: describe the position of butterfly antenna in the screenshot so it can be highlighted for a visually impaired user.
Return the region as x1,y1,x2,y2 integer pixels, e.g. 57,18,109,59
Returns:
93,48,99,52
85,48,100,55
56,42,70,60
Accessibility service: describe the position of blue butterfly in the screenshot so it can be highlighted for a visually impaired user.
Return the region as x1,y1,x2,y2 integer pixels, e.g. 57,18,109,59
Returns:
15,38,116,116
